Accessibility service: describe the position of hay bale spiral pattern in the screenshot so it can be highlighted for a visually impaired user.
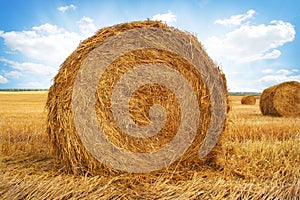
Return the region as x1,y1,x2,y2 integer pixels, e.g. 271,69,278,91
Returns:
46,20,228,174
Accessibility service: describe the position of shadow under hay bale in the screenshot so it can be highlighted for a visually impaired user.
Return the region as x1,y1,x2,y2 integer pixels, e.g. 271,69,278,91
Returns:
46,20,229,175
260,81,300,117
241,95,256,105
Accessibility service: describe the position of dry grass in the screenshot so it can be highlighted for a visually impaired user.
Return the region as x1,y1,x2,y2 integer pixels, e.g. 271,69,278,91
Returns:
1,92,300,199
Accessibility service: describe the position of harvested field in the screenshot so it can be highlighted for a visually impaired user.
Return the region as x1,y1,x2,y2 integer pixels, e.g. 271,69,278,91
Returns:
1,92,299,199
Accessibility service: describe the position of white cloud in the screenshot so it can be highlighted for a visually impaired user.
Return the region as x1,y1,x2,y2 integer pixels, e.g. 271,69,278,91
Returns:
262,69,273,74
259,69,300,86
261,49,281,59
77,16,98,37
4,51,17,55
276,69,293,75
152,11,176,24
3,70,22,78
215,9,255,26
204,20,295,63
0,16,99,89
259,74,300,85
0,58,56,75
0,75,8,84
229,87,261,93
0,23,83,64
227,68,300,92
0,58,56,88
57,4,76,13
20,81,45,88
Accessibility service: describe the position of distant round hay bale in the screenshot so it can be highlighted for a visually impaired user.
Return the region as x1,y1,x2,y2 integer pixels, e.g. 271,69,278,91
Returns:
46,20,228,175
241,95,256,105
260,81,300,117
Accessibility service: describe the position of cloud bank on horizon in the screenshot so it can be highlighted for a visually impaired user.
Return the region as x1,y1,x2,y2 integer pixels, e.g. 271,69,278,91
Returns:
0,2,299,92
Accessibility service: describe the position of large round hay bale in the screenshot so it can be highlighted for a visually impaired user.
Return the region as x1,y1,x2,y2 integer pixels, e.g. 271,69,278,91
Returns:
260,81,300,117
46,20,228,175
241,95,256,105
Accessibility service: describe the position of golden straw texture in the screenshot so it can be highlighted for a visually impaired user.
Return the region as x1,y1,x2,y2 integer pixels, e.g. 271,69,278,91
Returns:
241,95,256,105
260,81,300,117
46,20,228,175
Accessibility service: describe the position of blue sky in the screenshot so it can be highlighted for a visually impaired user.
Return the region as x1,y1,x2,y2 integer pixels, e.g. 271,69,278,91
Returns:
0,0,299,92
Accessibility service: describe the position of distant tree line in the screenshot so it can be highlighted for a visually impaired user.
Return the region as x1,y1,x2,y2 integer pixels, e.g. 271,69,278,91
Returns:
229,92,261,96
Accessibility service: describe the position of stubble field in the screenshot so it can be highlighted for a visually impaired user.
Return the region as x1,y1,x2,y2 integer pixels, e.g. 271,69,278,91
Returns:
0,91,299,199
